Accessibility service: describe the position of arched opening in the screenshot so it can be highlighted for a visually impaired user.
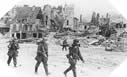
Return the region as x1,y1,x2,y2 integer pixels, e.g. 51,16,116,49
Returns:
84,25,87,29
16,33,20,39
38,33,42,38
12,33,14,38
67,20,69,25
22,33,27,39
123,24,126,28
33,33,37,38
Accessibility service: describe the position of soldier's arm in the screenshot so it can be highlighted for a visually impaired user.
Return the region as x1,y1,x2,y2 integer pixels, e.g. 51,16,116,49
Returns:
45,46,48,57
66,47,72,58
8,43,11,48
16,43,19,49
45,43,48,57
69,47,73,55
78,50,84,63
46,51,48,57
8,44,10,48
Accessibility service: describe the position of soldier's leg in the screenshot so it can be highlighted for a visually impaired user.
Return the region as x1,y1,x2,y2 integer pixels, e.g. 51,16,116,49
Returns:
13,56,17,67
7,56,12,66
43,58,49,75
62,45,65,51
72,65,77,77
65,46,67,51
64,65,73,76
35,61,41,73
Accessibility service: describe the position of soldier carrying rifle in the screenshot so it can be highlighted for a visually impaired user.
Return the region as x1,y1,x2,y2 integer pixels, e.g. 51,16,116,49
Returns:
35,38,50,76
64,39,85,77
62,39,68,51
7,38,19,67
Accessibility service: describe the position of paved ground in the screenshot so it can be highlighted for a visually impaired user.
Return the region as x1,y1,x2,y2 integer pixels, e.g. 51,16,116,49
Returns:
0,37,127,77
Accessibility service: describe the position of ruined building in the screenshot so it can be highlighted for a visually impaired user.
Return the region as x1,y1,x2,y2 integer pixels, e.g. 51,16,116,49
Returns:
43,5,52,29
73,17,79,30
91,12,100,26
99,13,110,26
63,4,74,29
9,5,45,39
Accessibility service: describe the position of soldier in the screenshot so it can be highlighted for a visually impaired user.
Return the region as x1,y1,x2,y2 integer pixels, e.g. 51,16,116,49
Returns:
35,38,50,76
117,37,124,52
7,38,19,67
105,39,113,51
62,39,68,51
64,39,84,77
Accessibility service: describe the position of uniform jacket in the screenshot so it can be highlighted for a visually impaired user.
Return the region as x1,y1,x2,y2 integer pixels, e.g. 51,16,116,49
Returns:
7,42,19,57
35,41,48,62
67,44,84,64
63,40,68,46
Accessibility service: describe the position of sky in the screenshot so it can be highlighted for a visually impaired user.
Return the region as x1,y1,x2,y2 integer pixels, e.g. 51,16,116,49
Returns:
16,0,120,18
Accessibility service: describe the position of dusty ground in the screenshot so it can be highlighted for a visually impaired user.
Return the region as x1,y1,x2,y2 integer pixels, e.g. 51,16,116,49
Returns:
0,34,127,77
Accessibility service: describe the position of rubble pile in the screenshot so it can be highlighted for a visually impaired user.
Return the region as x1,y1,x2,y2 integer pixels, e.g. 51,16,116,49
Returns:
0,33,3,38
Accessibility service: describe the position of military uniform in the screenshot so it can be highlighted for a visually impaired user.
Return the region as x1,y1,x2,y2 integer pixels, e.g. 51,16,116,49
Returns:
7,39,19,67
64,39,84,77
35,39,49,75
105,40,113,51
62,39,68,51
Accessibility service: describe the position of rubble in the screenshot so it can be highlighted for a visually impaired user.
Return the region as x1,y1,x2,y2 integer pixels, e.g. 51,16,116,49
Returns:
0,33,3,38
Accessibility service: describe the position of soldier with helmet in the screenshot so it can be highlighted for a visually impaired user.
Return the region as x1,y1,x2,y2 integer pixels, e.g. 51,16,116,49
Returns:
105,39,114,51
35,38,50,75
62,39,68,51
7,38,19,67
64,39,84,77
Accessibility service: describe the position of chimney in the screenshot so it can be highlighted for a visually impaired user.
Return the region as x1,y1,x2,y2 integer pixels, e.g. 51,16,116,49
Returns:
80,14,82,23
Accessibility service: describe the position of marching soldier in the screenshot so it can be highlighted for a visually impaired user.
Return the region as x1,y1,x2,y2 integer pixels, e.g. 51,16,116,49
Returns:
64,39,84,77
7,38,19,67
62,39,68,51
35,38,50,76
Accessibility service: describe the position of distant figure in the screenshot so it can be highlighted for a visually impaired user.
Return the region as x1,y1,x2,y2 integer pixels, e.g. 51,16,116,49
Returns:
64,39,84,77
35,38,50,75
105,39,113,51
7,38,19,67
62,39,68,51
117,37,124,51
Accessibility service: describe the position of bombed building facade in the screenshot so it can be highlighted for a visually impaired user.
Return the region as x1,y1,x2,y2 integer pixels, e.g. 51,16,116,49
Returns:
63,4,74,29
9,5,45,39
1,4,126,40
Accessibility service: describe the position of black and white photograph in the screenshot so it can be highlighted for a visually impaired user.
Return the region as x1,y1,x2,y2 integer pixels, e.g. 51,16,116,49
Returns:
0,0,127,77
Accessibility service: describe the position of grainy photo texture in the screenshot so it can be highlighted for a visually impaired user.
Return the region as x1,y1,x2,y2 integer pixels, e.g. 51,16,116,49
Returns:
0,0,127,77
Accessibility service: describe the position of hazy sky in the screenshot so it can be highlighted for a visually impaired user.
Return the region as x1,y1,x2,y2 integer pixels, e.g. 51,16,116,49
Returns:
16,0,120,18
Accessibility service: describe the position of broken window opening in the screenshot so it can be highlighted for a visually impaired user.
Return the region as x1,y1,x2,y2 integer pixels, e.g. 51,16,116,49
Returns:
33,33,37,38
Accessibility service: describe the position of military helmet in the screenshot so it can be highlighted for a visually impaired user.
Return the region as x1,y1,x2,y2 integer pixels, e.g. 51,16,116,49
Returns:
73,39,79,43
72,39,80,47
10,37,16,42
37,37,47,43
37,38,43,43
